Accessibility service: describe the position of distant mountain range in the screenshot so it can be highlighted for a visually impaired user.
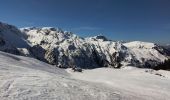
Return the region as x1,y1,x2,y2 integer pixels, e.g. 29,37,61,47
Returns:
0,21,169,69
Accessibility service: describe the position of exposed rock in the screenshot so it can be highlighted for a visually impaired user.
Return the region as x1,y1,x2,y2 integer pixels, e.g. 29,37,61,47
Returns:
45,47,58,65
29,45,46,62
0,36,5,46
0,21,169,69
20,28,169,69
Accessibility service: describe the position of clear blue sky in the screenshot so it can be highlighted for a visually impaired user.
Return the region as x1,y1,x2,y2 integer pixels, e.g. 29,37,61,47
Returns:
0,0,170,44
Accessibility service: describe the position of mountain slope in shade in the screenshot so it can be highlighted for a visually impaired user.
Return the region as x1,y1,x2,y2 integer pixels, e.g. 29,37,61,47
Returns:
163,44,170,56
0,22,30,55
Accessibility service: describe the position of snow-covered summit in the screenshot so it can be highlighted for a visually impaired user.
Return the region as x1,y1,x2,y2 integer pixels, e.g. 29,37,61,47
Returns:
21,27,64,33
20,27,169,68
124,41,167,67
86,35,108,41
0,21,169,69
124,41,156,49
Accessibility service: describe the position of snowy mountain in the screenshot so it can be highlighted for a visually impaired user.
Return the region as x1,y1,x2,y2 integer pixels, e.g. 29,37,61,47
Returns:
21,27,169,68
0,22,30,55
0,21,169,69
123,41,168,67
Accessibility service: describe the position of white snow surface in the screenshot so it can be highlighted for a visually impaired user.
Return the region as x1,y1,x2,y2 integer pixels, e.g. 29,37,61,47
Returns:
0,51,120,100
123,41,156,49
124,41,167,63
0,51,170,100
0,22,29,48
67,67,170,100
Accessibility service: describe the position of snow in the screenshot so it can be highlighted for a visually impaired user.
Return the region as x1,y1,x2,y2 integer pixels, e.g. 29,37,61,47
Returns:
0,21,169,69
124,41,167,64
123,41,156,49
67,67,170,100
20,26,169,68
0,51,121,100
1,21,170,99
0,22,29,48
0,45,170,100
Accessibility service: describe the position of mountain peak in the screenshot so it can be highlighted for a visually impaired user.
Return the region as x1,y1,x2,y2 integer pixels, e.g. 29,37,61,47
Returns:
0,21,169,69
86,35,108,41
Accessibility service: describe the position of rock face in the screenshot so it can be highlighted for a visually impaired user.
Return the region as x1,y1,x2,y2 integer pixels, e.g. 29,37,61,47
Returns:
0,21,169,69
21,27,99,68
20,27,169,68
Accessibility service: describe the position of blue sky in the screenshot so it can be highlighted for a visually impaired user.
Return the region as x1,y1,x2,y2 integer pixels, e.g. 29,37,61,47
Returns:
0,0,170,44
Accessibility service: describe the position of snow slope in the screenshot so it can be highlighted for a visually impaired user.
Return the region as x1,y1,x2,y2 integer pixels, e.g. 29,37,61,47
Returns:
0,22,29,48
67,67,170,100
1,51,170,100
0,51,120,100
124,41,167,67
0,22,30,55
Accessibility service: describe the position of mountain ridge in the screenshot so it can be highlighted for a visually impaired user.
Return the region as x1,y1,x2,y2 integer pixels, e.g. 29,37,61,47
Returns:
0,21,169,69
